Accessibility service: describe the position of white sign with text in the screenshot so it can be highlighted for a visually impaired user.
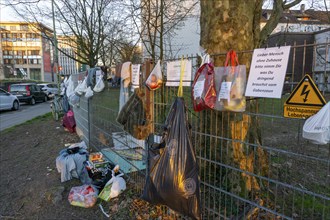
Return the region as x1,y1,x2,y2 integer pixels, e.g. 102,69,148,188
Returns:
131,64,140,89
166,60,192,87
245,46,291,98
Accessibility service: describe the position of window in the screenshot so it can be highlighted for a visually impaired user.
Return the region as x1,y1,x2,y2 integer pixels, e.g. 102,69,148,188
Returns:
26,33,32,38
10,26,16,31
4,59,9,64
8,51,13,55
20,25,29,31
3,50,8,55
1,33,6,38
30,69,41,80
30,50,40,55
12,33,17,39
0,26,6,30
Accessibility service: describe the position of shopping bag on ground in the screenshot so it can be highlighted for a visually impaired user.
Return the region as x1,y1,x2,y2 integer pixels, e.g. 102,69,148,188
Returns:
68,185,98,208
191,62,217,112
142,97,201,219
303,102,330,145
99,172,126,202
214,50,246,112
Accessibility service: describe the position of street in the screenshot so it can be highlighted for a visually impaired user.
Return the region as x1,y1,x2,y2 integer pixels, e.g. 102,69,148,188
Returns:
0,101,51,131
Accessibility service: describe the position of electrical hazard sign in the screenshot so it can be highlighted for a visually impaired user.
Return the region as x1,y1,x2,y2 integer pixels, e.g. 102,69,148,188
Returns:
284,74,326,118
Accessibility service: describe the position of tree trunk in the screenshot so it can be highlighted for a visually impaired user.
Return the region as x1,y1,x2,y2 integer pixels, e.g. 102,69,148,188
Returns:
199,0,268,197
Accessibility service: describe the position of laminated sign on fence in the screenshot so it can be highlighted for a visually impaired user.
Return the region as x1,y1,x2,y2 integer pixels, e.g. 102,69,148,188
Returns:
284,74,326,118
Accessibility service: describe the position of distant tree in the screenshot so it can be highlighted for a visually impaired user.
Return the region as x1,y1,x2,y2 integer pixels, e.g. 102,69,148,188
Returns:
6,0,124,68
128,0,198,61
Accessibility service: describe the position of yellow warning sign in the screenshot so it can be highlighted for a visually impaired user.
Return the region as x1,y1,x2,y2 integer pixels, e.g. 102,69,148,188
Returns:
284,74,326,118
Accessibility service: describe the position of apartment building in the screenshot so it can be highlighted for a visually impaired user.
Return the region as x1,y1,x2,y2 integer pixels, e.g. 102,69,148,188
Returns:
57,35,80,76
0,21,53,81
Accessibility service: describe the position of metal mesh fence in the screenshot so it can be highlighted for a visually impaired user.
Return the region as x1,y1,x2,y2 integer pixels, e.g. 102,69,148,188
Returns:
72,42,330,219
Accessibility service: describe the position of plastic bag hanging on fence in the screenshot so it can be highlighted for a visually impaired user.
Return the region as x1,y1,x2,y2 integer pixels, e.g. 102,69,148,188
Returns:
75,77,88,95
117,89,148,140
69,94,80,107
145,60,162,91
214,50,246,112
191,61,217,112
93,75,105,93
303,102,330,145
66,75,75,98
85,86,94,99
119,62,131,112
142,97,201,220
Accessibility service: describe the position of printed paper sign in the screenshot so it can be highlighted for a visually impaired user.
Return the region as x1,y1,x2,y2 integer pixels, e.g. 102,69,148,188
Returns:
218,82,232,101
193,79,205,99
166,60,192,87
131,64,140,88
245,46,291,98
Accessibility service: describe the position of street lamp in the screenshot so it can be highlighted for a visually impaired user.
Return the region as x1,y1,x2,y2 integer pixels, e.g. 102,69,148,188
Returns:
52,0,60,87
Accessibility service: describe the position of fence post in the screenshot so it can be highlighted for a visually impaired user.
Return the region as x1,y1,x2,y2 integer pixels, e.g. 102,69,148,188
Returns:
143,59,155,134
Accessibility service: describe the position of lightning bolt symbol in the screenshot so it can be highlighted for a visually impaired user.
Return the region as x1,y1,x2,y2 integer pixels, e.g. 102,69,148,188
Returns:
300,85,310,102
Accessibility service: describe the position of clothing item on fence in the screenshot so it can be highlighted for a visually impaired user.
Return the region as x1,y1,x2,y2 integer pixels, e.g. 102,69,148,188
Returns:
56,147,88,182
86,67,102,88
119,78,130,112
62,92,70,113
117,90,148,140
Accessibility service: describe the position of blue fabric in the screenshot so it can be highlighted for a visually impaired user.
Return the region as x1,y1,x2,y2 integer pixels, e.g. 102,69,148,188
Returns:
56,147,88,182
86,67,101,88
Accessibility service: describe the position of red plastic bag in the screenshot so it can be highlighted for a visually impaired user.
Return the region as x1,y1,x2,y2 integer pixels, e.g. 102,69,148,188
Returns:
191,63,217,112
63,110,76,133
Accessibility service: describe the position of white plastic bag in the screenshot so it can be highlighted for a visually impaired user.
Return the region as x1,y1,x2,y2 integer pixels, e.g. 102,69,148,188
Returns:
93,75,105,93
100,172,126,200
145,60,162,90
303,102,330,145
108,173,126,198
75,77,88,95
66,76,75,98
69,94,80,107
85,86,94,98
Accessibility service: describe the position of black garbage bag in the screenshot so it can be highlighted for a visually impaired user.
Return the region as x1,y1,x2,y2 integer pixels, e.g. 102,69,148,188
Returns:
142,97,201,219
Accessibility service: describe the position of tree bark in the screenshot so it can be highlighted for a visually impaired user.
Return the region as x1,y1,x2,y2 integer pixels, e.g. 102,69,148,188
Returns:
199,0,266,197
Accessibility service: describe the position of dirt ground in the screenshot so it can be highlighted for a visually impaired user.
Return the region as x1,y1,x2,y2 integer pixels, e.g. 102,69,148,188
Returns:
0,114,165,220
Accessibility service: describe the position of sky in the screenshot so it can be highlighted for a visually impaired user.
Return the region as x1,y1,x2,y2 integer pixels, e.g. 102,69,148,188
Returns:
0,0,324,22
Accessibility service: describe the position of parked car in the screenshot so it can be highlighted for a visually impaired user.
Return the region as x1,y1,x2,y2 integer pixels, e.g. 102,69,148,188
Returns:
38,83,59,99
0,88,20,111
8,83,47,105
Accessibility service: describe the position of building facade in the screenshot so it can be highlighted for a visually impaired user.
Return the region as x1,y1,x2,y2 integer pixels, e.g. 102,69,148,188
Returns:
0,21,53,81
57,36,80,76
